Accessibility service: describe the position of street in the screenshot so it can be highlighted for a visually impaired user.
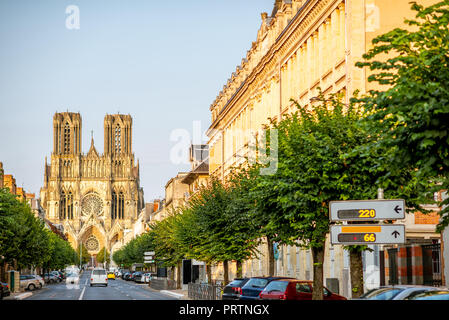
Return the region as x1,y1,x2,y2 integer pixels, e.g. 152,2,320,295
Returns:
24,272,177,300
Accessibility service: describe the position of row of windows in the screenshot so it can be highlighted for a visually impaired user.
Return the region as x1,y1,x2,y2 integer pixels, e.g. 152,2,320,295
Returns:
59,191,74,220
112,192,125,220
59,192,125,220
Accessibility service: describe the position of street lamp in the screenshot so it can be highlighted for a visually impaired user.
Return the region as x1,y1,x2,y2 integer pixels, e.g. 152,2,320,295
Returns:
79,241,82,269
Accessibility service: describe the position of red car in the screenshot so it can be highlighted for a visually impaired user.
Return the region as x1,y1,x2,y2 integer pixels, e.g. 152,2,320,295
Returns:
259,280,346,300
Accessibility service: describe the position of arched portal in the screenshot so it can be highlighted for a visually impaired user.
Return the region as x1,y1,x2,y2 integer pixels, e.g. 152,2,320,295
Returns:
79,225,107,267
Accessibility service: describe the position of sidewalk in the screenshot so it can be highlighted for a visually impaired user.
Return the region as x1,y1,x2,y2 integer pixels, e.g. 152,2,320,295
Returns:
143,285,190,300
3,291,33,300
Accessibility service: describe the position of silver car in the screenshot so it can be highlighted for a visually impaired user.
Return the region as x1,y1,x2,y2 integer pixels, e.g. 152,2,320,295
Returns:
19,275,41,291
357,285,441,300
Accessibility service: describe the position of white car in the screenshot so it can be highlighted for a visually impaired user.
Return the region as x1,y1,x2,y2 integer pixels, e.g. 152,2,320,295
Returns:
66,272,80,285
90,268,108,287
142,273,152,283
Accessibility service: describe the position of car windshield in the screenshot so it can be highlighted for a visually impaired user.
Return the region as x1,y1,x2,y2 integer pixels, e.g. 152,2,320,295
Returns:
408,291,449,300
264,281,289,293
360,287,404,300
67,273,78,277
228,279,246,287
247,278,269,288
93,270,106,275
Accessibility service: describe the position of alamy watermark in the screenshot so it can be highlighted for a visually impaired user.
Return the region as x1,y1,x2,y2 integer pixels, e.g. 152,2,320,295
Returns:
66,5,80,30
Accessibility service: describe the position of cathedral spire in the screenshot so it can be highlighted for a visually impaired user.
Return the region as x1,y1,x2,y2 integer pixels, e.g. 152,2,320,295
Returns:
87,130,99,158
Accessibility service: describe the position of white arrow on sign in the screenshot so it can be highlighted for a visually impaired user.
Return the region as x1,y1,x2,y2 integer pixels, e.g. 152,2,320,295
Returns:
330,199,405,222
144,251,155,256
330,224,405,245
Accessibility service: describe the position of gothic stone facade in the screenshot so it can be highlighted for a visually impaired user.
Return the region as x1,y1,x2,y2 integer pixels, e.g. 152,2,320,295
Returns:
40,112,144,257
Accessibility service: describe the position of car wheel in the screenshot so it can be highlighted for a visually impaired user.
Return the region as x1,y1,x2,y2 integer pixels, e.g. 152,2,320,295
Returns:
28,284,36,291
39,283,42,289
90,284,93,287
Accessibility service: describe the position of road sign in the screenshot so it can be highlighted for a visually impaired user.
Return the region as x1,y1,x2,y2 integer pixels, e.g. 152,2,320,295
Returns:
144,251,155,256
330,200,405,222
144,260,155,263
330,224,405,245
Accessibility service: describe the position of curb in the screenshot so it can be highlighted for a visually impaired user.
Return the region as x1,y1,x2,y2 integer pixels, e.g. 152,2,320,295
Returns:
160,290,185,299
14,292,33,300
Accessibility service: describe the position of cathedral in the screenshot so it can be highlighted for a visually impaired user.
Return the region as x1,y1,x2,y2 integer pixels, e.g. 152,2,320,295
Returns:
40,112,144,261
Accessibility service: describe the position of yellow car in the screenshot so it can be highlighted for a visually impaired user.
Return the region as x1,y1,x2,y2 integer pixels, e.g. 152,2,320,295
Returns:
107,272,116,280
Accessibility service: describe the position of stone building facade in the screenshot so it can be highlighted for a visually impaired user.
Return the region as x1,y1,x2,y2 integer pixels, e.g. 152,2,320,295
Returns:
205,0,441,296
40,112,144,261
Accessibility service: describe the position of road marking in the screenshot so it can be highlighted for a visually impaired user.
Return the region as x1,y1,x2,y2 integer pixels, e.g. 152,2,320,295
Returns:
79,286,86,300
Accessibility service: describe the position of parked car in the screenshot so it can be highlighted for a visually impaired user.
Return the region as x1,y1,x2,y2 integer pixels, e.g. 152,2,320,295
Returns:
34,275,45,288
66,272,80,285
357,285,441,300
20,275,41,291
133,272,144,283
129,271,139,281
43,273,60,284
51,271,63,282
53,271,65,280
123,272,132,281
116,270,122,278
1,282,11,300
406,290,449,300
142,273,152,283
239,277,295,300
90,268,108,287
107,272,116,280
222,278,250,300
259,280,346,300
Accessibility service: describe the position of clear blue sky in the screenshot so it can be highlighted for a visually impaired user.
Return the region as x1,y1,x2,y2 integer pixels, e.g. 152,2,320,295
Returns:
0,0,274,200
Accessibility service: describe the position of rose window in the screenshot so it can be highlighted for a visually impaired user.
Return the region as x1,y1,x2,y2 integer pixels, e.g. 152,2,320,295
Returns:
81,193,103,217
85,236,100,251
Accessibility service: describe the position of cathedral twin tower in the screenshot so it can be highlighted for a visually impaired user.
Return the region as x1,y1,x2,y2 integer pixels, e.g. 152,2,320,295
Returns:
40,112,144,257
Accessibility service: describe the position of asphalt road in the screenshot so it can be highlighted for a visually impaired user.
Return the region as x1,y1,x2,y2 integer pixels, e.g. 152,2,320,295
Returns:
25,271,177,300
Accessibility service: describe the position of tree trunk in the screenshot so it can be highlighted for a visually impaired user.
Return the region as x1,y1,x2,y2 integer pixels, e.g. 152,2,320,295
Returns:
170,266,175,281
349,249,364,298
311,246,325,300
176,260,182,289
267,236,275,276
0,262,5,283
206,263,212,284
223,260,229,285
236,261,242,278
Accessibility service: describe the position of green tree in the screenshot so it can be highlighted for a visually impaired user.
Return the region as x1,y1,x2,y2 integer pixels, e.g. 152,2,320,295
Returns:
112,249,127,268
96,247,110,266
183,177,260,285
355,0,449,230
249,90,428,299
76,244,90,266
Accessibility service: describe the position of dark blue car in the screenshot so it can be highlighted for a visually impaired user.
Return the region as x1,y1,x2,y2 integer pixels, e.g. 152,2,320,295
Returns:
239,277,295,300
